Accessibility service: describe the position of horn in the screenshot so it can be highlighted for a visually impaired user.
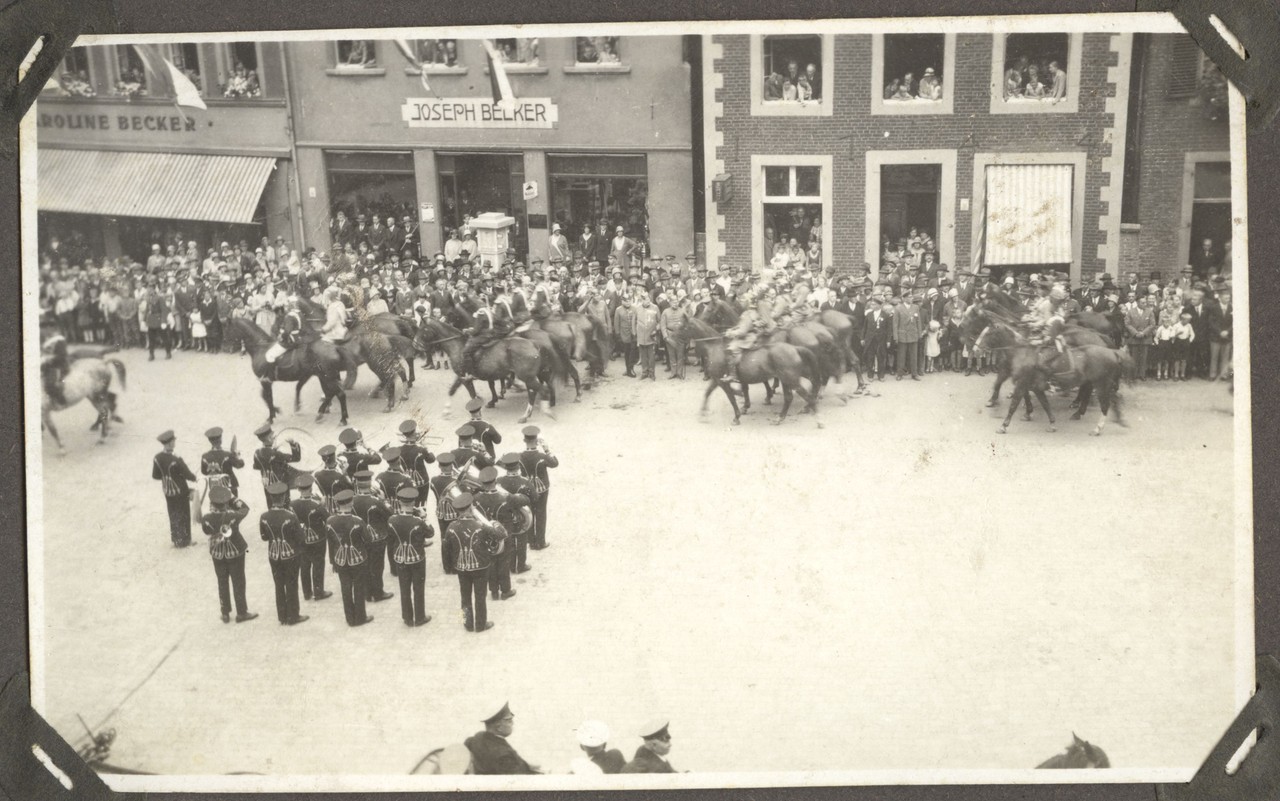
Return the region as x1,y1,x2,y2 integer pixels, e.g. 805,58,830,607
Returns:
497,498,533,536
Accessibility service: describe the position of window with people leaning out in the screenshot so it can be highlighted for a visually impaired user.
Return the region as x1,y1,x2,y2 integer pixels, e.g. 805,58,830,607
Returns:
762,35,823,104
336,40,377,69
575,36,622,65
493,38,541,65
418,39,459,67
882,34,945,103
1002,33,1069,103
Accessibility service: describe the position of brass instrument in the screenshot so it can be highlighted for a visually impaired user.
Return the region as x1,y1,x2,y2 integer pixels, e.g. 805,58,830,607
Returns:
468,500,509,555
490,482,533,536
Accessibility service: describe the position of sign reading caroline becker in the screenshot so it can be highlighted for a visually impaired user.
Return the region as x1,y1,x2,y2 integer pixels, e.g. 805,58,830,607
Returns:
401,97,558,129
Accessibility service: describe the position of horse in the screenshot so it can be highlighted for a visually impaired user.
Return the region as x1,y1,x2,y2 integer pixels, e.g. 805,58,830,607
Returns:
41,333,120,364
980,325,1133,435
816,308,868,391
357,311,418,389
532,313,587,392
223,317,351,426
338,327,414,412
41,356,126,452
1036,734,1111,769
413,319,567,423
561,310,610,379
675,316,819,425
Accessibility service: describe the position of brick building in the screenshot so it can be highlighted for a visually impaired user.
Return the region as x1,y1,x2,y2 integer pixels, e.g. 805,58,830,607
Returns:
702,29,1136,287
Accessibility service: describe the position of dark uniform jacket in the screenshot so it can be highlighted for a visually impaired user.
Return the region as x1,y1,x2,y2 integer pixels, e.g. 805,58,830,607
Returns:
517,449,558,495
430,473,461,525
449,446,494,476
352,492,391,545
325,512,367,568
621,745,676,774
466,419,502,458
463,731,537,775
312,466,352,512
200,448,245,494
153,451,197,497
375,468,413,501
341,448,382,479
253,442,301,487
399,443,435,490
443,518,496,573
388,512,433,565
291,495,328,545
260,507,304,561
202,500,250,560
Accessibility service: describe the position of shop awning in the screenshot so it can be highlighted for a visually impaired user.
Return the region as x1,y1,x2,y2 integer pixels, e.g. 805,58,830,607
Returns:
37,149,277,224
983,164,1073,266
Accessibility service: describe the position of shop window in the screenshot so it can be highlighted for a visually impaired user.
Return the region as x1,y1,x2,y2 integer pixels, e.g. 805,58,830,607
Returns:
575,37,622,65
336,40,377,69
1188,160,1231,276
751,34,833,117
51,47,94,97
437,153,529,258
418,39,460,68
325,151,419,253
219,42,262,99
548,154,648,247
991,33,1081,114
761,163,826,266
113,45,147,97
872,34,955,115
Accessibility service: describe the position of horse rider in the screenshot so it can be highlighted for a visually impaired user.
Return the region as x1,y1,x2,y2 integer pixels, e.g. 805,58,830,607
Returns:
263,294,304,381
460,292,500,381
40,336,72,405
321,286,349,342
725,291,775,374
1023,284,1076,377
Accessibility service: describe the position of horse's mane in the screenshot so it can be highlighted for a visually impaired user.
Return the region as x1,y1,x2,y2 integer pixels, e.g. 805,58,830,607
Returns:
229,316,274,345
682,315,721,341
984,285,1028,318
421,318,462,339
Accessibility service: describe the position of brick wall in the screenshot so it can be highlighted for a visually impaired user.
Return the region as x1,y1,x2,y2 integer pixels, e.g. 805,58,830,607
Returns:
712,32,1121,282
1132,33,1231,283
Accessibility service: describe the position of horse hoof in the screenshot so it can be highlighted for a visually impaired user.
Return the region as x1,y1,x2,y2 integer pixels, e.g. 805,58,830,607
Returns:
732,418,741,426
1069,412,1083,421
486,401,497,409
573,397,581,403
1090,429,1102,437
1046,425,1057,433
996,426,1007,434
985,401,997,408
1023,414,1033,422
770,417,783,426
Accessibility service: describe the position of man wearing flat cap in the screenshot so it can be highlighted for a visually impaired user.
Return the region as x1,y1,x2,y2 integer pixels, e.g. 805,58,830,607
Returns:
465,702,539,774
622,719,677,773
153,430,198,547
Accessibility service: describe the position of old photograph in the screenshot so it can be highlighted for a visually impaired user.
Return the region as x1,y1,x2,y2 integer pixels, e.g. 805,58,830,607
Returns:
22,13,1251,790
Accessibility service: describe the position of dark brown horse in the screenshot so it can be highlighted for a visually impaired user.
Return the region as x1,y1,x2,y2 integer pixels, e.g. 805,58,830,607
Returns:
224,318,351,425
675,316,819,425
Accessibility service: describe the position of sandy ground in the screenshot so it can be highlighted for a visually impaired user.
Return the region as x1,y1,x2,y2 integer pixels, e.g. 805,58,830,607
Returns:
32,347,1242,777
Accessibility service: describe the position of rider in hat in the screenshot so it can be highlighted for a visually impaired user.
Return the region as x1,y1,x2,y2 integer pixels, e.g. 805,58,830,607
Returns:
263,293,304,381
724,290,775,375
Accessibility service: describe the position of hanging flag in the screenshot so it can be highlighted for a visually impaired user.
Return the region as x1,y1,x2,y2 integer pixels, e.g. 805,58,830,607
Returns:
131,43,207,110
392,39,431,93
481,39,515,108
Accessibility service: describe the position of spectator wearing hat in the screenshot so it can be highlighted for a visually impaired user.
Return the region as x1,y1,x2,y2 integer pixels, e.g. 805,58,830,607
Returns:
613,294,638,377
548,223,571,263
575,720,625,774
660,295,689,379
1183,286,1217,378
611,226,640,271
893,293,923,381
202,484,257,624
622,719,677,773
861,297,891,380
466,702,539,773
1125,293,1157,381
153,430,198,548
633,294,660,380
1209,287,1232,380
142,279,172,361
1189,237,1221,278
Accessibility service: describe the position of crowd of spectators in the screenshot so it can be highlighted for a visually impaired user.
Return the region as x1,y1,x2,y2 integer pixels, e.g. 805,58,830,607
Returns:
883,66,944,102
1003,54,1068,101
763,60,822,103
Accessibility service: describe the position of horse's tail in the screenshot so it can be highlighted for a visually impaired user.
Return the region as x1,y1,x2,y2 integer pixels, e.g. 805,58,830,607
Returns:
106,358,127,391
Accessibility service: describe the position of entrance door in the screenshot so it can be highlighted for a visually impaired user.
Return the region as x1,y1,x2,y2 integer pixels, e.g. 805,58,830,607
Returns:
880,164,941,247
437,153,527,258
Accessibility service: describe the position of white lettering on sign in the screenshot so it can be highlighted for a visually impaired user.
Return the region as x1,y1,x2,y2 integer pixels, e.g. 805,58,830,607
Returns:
401,98,558,129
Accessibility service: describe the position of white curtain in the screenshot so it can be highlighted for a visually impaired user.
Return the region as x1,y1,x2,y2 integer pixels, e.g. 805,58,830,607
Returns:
983,164,1073,265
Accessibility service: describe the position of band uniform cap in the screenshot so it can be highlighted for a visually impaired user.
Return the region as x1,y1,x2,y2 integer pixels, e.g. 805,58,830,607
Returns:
382,447,402,463
204,427,223,441
638,719,670,740
157,429,175,444
456,424,476,438
478,466,499,485
576,720,610,748
338,428,360,445
498,453,521,468
209,485,234,505
522,425,541,439
437,452,456,465
465,398,485,413
396,486,419,503
318,444,337,457
254,423,273,438
482,701,511,724
451,492,475,511
332,489,355,504
266,482,289,497
294,473,314,488
398,420,418,436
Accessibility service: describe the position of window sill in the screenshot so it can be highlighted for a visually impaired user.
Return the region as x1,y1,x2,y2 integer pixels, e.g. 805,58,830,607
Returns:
871,96,953,116
1121,223,1142,232
562,63,631,74
484,64,549,75
202,97,286,108
405,65,468,76
989,95,1079,115
753,99,831,118
325,67,386,77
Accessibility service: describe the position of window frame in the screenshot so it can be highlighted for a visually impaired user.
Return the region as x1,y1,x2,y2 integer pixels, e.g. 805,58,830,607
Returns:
870,33,956,116
750,34,834,117
329,40,385,76
864,149,958,280
1179,151,1232,270
211,42,266,98
110,44,148,94
46,46,94,95
988,32,1083,115
564,36,630,74
751,155,833,269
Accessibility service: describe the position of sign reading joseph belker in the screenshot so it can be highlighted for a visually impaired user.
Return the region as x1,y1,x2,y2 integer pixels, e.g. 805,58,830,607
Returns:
401,97,558,129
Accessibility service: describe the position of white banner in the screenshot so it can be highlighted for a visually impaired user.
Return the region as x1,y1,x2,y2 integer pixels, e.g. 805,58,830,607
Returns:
401,97,558,129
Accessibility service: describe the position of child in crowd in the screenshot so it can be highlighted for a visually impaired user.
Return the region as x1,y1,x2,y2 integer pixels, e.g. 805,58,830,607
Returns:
190,308,206,352
1153,311,1177,380
924,319,941,373
1171,311,1196,381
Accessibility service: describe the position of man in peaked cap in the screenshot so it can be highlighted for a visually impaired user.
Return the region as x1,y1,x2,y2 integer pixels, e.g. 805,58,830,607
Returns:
497,453,536,574
338,427,382,478
517,426,558,550
442,491,499,632
465,397,503,459
153,429,198,548
464,702,539,774
201,485,257,624
200,426,245,499
291,473,332,602
325,488,374,627
622,719,677,773
312,444,352,515
352,470,394,604
474,466,523,601
260,482,308,626
387,486,433,627
252,423,301,504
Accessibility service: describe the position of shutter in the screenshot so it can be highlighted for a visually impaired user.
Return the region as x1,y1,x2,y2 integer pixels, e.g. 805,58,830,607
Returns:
1166,35,1203,98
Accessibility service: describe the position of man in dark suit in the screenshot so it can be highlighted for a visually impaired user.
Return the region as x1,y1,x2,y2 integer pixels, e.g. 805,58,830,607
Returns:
325,489,373,626
387,487,433,627
200,426,244,498
442,492,499,632
893,293,923,381
397,419,436,511
252,424,302,504
352,470,394,604
464,398,503,458
1121,271,1146,301
1183,287,1217,378
330,210,352,250
465,702,539,773
353,213,371,249
153,430,198,547
202,486,258,623
385,216,406,257
1189,237,1220,278
1210,286,1232,380
861,297,890,380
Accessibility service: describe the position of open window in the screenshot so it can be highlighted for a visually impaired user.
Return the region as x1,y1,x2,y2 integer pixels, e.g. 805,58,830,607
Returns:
335,40,378,69
50,46,95,97
872,33,955,115
991,32,1081,114
575,37,622,65
751,34,833,117
219,42,262,99
418,39,460,68
753,158,832,269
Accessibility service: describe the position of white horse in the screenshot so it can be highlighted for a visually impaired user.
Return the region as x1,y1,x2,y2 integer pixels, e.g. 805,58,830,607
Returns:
41,356,127,452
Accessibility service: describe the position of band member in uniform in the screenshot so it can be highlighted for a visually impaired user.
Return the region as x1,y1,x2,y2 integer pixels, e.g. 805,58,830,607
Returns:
291,474,332,601
326,489,373,626
201,485,258,623
442,492,499,632
465,702,540,774
398,419,436,509
153,430,198,548
338,427,383,478
313,444,352,514
352,470,394,603
475,466,523,601
621,720,677,773
251,423,301,503
260,482,308,626
200,426,244,497
388,486,434,627
450,424,495,474
375,447,414,502
464,397,502,458
518,426,559,550
497,453,536,574
430,452,461,573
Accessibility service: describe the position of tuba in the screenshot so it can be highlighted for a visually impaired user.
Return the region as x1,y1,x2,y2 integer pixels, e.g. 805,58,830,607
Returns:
468,500,509,555
490,483,533,536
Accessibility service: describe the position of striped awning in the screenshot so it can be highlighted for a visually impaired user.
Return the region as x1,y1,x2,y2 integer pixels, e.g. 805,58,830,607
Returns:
37,149,276,224
983,164,1074,266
